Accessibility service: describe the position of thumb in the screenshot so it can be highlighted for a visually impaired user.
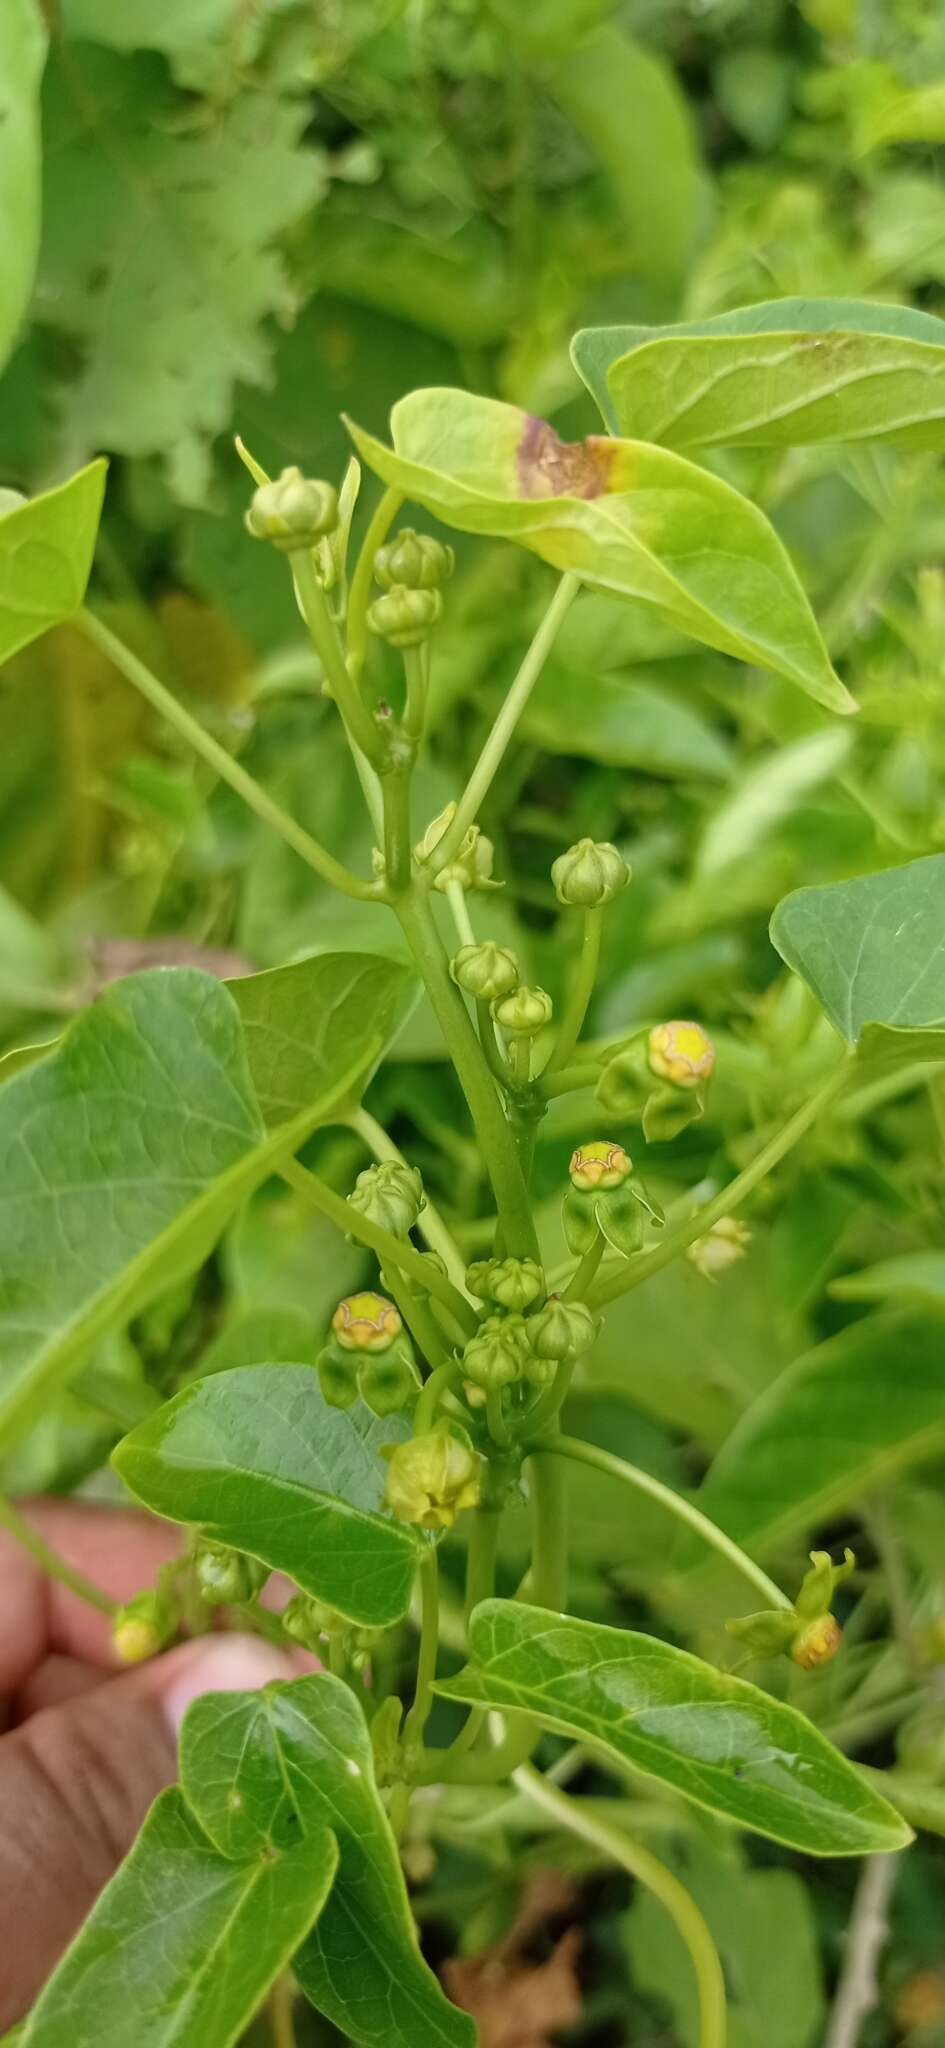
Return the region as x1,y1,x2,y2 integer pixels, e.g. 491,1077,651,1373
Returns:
0,1635,306,2030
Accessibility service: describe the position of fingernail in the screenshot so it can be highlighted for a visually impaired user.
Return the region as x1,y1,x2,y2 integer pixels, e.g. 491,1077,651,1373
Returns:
160,1634,309,1736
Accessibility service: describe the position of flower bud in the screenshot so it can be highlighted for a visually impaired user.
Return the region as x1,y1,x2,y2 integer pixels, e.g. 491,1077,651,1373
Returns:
111,1590,174,1664
432,825,499,894
489,1257,546,1311
791,1613,842,1669
332,1292,403,1353
194,1540,269,1607
245,467,338,550
451,941,520,1002
374,529,455,592
648,1020,716,1090
349,1160,424,1238
569,1140,631,1192
527,1297,597,1363
685,1217,750,1281
415,802,456,863
462,1324,524,1391
492,985,553,1037
367,584,442,648
552,838,630,908
383,1425,482,1530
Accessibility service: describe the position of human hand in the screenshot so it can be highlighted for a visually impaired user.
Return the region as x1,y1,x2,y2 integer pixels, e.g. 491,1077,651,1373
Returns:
0,1499,308,2030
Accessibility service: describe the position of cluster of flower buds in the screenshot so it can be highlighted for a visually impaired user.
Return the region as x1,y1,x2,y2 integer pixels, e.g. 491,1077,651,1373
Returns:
466,1256,545,1311
686,1215,751,1281
367,528,453,648
727,1549,855,1668
383,1423,482,1530
597,1019,716,1142
193,1537,269,1608
459,1285,598,1403
564,1139,662,1258
552,838,630,909
348,1159,424,1239
414,804,500,894
245,468,339,551
282,1593,381,1672
451,940,520,1003
318,1292,420,1417
111,1584,177,1664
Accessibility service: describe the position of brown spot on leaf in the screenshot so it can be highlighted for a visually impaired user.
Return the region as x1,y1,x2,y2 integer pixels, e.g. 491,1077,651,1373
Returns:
517,417,617,501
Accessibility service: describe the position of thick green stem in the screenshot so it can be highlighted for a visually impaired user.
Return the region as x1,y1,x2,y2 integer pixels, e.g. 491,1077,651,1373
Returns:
77,610,377,901
402,646,428,742
293,550,387,769
279,1158,478,1336
349,1108,469,1295
592,1058,853,1308
521,1360,574,1440
383,758,413,894
486,1386,512,1447
539,1059,602,1101
528,1447,568,1612
346,486,403,682
394,889,539,1260
429,573,579,874
0,1493,117,1617
380,1263,449,1368
512,1767,727,2048
465,1507,501,1627
546,908,603,1074
534,1436,792,1612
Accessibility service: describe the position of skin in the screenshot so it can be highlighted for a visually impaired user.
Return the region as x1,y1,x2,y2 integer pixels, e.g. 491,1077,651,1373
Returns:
0,1500,311,2030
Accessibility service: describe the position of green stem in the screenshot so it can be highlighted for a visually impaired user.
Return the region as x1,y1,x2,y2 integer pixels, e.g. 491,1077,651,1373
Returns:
564,1229,605,1301
414,1358,465,1436
402,1545,440,1758
521,1359,574,1440
534,1436,792,1612
476,998,511,1087
279,1157,478,1336
546,908,603,1074
486,1386,511,1447
380,1263,449,1368
383,758,413,894
465,1507,501,1627
428,573,579,874
402,645,428,742
539,1059,602,1101
394,889,539,1260
446,879,476,949
348,1108,469,1295
346,486,403,682
0,1493,117,1617
77,610,377,901
511,1036,532,1089
292,550,388,769
592,1058,853,1308
512,1766,727,2048
528,1448,568,1612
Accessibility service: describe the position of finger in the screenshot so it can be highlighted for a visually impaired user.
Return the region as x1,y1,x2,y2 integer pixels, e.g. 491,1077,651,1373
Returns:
0,1500,183,1694
15,1654,105,1718
0,1633,310,2031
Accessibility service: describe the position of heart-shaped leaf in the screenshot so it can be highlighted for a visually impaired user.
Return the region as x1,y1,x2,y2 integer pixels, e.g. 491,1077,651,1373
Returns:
573,297,945,449
436,1601,910,1856
347,390,851,714
0,460,107,666
113,1365,418,1626
180,1673,475,2048
770,854,945,1067
0,0,46,375
20,1788,338,2048
228,951,416,1127
699,1313,945,1554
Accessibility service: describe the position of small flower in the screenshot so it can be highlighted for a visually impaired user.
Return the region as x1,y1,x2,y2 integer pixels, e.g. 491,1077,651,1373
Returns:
569,1140,631,1192
551,838,630,908
685,1216,750,1281
492,985,553,1036
461,1325,524,1391
383,1426,482,1530
648,1020,716,1090
194,1540,269,1607
245,468,338,550
332,1291,403,1352
349,1160,424,1238
432,825,499,894
489,1257,546,1311
374,529,454,591
791,1613,842,1669
451,941,520,1002
111,1589,174,1664
367,584,443,648
727,1548,853,1669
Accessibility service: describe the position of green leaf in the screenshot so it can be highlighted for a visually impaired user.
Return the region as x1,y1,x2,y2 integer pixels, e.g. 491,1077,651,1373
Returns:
0,461,107,666
770,854,945,1059
227,951,415,1127
347,391,852,714
113,1365,418,1627
180,1673,475,2048
697,729,851,877
0,0,46,374
0,969,363,1454
435,1601,910,1856
195,1305,319,1377
573,298,945,450
830,1251,945,1311
20,1788,338,2048
516,665,731,780
699,1313,945,1554
37,46,322,498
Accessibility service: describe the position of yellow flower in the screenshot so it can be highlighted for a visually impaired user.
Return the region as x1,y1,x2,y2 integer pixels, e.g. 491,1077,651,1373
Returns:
332,1291,403,1353
384,1429,482,1531
568,1139,631,1192
648,1020,715,1089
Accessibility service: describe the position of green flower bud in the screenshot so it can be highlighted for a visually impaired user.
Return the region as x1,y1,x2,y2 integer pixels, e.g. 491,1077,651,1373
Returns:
526,1297,597,1363
383,1424,482,1530
194,1540,269,1607
462,1324,524,1391
374,529,455,592
492,985,553,1037
464,1261,494,1300
726,1548,854,1669
432,825,499,894
488,1257,546,1311
282,1593,341,1649
569,1140,631,1192
451,941,520,1002
648,1020,716,1091
523,1350,558,1389
367,584,442,648
245,467,338,550
685,1217,751,1281
552,838,630,908
112,1589,175,1664
349,1160,424,1238
332,1291,403,1353
358,1347,420,1418
317,1345,360,1410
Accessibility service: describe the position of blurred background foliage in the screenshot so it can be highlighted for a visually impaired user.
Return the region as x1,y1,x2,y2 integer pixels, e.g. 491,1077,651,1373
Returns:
5,1,945,2041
